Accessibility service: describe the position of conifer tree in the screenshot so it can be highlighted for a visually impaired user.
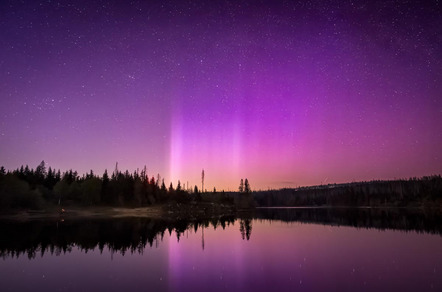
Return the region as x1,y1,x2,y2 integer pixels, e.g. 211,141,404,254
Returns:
244,179,250,193
239,179,244,193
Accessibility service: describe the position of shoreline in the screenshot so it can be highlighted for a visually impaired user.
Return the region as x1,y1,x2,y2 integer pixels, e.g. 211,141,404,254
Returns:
0,206,164,221
1,204,441,222
0,202,240,221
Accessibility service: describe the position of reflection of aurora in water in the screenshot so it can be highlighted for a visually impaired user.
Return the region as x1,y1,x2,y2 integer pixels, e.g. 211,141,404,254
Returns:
1,208,441,259
0,208,442,292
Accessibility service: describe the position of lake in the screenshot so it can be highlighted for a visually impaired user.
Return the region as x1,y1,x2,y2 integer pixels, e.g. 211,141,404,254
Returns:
1,208,441,291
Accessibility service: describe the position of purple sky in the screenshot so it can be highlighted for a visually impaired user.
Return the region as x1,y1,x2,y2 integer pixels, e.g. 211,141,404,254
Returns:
1,0,441,190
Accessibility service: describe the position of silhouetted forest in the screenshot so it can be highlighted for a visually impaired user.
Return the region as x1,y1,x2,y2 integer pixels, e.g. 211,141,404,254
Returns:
254,176,442,208
1,161,441,210
0,161,234,210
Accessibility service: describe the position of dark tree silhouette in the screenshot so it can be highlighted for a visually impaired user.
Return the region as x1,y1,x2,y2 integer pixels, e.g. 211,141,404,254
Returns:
101,169,110,204
169,182,174,193
2,162,439,210
35,161,46,180
244,179,250,193
239,179,244,193
202,169,205,193
160,179,166,191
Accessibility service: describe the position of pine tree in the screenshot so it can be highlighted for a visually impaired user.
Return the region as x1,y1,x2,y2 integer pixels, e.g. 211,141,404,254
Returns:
35,160,47,180
169,182,174,193
239,179,244,193
244,178,250,193
161,179,166,192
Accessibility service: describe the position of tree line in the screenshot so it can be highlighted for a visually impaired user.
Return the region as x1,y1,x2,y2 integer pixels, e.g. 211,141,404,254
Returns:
4,160,438,210
0,161,221,209
253,175,442,208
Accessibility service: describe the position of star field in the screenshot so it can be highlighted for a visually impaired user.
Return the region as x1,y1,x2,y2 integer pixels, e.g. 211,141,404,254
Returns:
1,0,441,190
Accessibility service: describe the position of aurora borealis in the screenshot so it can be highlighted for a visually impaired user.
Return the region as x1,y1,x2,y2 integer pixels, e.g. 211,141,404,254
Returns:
1,0,441,190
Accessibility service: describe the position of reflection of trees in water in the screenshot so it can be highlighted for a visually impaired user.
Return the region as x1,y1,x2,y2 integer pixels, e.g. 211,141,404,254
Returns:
1,208,441,259
239,219,252,240
255,207,442,235
0,216,236,259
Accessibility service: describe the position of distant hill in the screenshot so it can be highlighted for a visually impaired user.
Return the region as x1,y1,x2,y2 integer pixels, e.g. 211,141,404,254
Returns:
253,176,442,208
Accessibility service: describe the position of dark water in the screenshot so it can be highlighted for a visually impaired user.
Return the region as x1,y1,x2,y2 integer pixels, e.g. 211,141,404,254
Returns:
1,208,441,291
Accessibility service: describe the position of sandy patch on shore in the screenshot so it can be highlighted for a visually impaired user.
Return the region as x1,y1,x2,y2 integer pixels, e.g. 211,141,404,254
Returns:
0,206,165,221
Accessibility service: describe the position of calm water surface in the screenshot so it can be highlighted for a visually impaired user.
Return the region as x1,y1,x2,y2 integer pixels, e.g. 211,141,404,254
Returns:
1,208,441,291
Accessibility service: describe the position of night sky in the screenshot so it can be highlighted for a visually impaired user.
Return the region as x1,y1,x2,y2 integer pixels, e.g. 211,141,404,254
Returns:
1,0,441,190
